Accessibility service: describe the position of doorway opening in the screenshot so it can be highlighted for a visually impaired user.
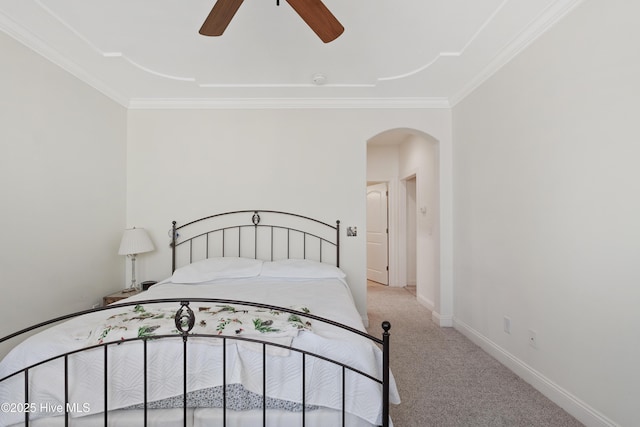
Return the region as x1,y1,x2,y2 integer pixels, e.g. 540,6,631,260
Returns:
366,129,439,314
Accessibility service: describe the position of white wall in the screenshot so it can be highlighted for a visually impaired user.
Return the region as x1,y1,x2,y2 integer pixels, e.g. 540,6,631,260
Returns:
367,144,400,182
452,1,640,425
126,108,452,321
0,32,127,355
399,135,439,311
405,177,417,286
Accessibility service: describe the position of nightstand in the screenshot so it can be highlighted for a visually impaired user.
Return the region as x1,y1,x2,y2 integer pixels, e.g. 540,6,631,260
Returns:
103,289,141,306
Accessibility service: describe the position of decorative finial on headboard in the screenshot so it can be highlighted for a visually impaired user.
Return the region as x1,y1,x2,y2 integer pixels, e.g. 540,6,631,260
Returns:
170,221,178,247
252,211,261,226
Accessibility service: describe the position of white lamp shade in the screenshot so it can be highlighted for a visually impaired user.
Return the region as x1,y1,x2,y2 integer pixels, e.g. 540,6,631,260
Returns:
118,227,155,255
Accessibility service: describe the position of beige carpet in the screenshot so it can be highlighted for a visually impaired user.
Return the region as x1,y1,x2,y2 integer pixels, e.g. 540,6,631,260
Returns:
366,281,583,427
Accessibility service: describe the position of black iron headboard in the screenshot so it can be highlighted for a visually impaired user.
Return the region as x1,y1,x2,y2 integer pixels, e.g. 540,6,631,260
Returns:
171,210,340,272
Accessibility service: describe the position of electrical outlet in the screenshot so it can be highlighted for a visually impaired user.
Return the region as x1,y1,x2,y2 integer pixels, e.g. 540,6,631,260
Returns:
528,329,538,349
503,316,511,334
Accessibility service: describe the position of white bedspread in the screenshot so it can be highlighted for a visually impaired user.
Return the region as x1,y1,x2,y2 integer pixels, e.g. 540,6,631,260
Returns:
0,277,399,426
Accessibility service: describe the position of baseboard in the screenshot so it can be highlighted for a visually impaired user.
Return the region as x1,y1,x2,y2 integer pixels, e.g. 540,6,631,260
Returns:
416,294,434,313
453,318,618,427
431,310,453,327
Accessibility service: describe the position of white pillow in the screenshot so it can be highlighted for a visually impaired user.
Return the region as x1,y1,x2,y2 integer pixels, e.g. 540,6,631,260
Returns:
260,259,346,279
172,257,263,284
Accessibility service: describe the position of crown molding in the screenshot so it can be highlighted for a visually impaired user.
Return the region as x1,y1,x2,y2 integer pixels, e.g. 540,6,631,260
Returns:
379,0,510,83
449,0,586,107
0,12,129,107
0,12,448,111
3,0,585,111
127,97,451,110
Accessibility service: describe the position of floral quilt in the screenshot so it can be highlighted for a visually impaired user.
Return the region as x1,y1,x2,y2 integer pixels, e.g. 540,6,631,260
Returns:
84,303,312,349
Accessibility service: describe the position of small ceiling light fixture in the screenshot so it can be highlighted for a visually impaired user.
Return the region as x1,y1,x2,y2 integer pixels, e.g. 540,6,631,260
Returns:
312,73,327,85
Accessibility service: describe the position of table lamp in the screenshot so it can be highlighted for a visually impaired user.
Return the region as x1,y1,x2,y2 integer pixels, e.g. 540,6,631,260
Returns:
118,227,155,291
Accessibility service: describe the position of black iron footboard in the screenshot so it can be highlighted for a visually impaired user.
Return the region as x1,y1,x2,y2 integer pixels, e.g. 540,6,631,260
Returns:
0,299,391,427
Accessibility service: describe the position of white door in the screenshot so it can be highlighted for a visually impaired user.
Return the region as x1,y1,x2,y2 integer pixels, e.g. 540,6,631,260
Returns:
367,183,389,285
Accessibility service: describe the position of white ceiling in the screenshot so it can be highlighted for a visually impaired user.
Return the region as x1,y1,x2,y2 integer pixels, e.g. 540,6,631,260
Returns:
0,0,583,108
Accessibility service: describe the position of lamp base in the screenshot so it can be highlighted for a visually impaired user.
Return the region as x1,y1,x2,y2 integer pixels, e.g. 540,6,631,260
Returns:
126,254,140,292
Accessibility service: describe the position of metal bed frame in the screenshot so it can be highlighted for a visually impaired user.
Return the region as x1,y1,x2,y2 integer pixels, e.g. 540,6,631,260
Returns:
0,210,392,427
171,210,341,271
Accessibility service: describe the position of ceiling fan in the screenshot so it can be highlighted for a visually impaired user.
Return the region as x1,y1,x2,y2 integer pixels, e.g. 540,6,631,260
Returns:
199,0,344,43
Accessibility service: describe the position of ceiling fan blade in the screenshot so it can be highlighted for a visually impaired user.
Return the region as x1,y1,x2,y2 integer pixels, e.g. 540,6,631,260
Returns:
199,0,244,36
285,0,344,43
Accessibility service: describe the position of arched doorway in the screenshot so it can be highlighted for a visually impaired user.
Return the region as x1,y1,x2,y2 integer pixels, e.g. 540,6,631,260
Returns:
366,129,440,314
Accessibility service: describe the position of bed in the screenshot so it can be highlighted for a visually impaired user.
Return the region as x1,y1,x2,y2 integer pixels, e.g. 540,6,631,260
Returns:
0,210,400,426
